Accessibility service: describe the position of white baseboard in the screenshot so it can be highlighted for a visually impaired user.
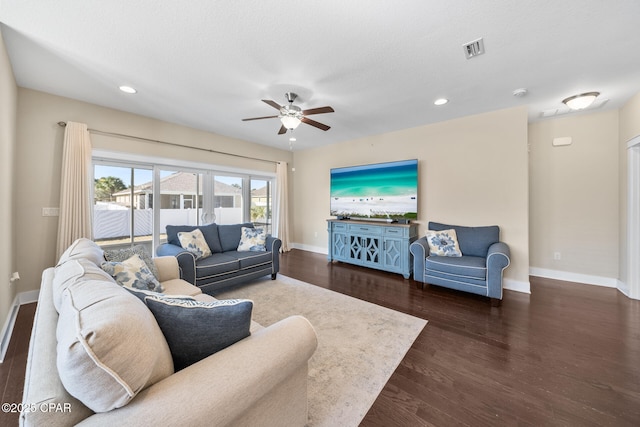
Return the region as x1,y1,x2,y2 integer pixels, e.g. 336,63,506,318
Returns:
529,267,617,288
0,294,20,363
504,279,531,294
617,279,631,297
0,289,40,363
290,243,328,255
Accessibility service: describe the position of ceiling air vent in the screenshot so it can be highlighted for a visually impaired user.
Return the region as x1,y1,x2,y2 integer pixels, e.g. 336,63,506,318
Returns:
463,38,485,59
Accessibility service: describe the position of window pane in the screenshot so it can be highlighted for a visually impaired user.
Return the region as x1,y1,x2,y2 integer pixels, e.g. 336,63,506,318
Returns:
93,165,152,249
213,176,243,224
132,169,153,245
159,170,203,243
251,179,272,234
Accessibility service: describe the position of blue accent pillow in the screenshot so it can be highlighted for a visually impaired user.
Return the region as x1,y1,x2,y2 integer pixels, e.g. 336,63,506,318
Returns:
144,296,253,370
104,245,159,279
237,227,267,252
101,254,164,292
425,229,462,257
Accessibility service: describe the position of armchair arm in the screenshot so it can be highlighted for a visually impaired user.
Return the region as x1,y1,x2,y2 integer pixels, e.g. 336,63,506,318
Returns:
156,243,197,285
410,237,430,283
78,315,318,427
153,256,181,282
266,235,282,275
486,242,511,299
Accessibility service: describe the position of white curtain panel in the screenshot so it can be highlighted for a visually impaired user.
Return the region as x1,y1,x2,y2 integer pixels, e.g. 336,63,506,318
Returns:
56,122,93,259
274,161,290,252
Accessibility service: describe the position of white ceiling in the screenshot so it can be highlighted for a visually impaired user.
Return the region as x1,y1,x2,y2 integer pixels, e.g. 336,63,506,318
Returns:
2,0,640,151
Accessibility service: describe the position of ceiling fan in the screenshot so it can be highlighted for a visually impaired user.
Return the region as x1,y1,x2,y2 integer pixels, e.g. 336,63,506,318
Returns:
242,92,334,135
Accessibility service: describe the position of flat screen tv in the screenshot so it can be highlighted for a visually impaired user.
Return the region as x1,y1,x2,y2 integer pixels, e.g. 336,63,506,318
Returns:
330,159,418,221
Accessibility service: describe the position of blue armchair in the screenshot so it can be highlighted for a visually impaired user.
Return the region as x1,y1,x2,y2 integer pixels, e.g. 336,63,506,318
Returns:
410,221,510,305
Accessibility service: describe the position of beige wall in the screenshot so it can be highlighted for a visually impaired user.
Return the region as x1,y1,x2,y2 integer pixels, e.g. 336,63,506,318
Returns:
14,89,293,294
528,110,619,280
292,106,530,290
10,84,639,303
618,91,640,291
0,31,18,340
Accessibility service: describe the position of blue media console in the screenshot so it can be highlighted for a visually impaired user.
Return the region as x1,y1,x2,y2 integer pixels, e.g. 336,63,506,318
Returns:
327,219,419,279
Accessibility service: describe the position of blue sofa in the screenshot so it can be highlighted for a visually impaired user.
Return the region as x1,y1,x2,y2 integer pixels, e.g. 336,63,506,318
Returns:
410,221,510,305
156,222,281,295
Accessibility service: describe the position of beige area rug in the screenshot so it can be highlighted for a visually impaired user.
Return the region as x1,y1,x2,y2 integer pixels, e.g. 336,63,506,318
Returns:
216,275,427,427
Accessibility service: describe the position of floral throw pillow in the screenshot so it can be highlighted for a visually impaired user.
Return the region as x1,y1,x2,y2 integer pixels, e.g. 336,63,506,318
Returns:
177,228,212,260
425,229,462,257
237,227,266,252
101,254,164,292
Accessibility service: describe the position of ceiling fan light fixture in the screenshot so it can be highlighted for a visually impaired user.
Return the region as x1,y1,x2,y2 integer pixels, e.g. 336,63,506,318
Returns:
280,115,301,130
562,92,600,110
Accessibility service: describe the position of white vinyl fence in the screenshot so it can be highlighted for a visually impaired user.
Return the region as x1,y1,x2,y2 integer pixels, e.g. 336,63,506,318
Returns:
94,208,243,240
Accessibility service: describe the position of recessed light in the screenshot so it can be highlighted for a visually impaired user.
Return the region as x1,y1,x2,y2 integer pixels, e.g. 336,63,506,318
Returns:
119,85,137,94
434,98,448,106
513,88,528,97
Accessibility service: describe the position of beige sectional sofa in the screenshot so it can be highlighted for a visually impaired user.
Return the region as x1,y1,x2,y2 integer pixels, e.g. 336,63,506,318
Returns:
21,239,318,427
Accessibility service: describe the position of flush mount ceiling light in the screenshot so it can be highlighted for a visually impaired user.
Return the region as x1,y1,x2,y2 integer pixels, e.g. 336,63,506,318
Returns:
434,98,449,106
119,85,137,94
562,92,600,110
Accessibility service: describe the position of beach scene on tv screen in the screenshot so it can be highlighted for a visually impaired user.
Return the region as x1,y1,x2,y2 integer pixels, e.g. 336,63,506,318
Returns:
330,160,418,219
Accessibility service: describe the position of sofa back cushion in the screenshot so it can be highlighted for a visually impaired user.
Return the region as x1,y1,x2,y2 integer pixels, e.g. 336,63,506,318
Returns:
218,222,254,252
57,237,105,267
428,222,499,257
56,279,174,412
166,223,222,253
52,258,115,312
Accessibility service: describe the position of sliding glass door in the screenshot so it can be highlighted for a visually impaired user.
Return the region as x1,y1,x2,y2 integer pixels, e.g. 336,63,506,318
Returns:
93,162,154,252
93,158,276,252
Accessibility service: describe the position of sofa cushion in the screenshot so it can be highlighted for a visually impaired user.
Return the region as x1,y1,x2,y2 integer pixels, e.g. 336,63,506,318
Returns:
425,229,462,257
195,253,240,279
428,222,499,258
144,296,253,370
425,255,487,280
178,228,212,260
104,245,159,279
101,254,164,292
226,251,273,270
56,280,174,412
218,222,254,252
237,226,267,252
166,223,222,253
160,278,203,296
57,237,105,267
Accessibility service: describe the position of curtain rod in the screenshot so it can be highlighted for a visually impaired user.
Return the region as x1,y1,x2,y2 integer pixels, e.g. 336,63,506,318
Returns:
57,121,279,165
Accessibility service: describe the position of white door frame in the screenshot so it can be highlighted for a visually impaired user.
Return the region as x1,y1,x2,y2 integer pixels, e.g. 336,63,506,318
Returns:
627,135,640,300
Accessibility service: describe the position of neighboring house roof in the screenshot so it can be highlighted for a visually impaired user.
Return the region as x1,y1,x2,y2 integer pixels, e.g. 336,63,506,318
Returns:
112,171,244,196
252,186,269,197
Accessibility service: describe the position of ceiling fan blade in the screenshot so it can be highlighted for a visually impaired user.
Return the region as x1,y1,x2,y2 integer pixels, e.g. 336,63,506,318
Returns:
301,117,331,131
262,99,282,110
302,106,335,116
277,125,288,135
242,115,279,121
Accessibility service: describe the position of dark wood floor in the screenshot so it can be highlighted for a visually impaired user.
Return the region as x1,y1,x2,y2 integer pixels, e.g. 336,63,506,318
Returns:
2,249,639,426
